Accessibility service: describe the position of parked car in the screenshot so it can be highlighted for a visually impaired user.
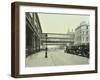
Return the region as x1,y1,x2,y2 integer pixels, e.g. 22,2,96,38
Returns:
64,44,89,58
77,44,89,58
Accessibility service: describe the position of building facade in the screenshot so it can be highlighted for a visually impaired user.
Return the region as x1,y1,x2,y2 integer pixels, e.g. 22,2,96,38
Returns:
74,21,89,45
26,12,42,57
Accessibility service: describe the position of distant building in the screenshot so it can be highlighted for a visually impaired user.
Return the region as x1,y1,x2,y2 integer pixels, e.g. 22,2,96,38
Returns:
74,21,89,45
26,12,42,57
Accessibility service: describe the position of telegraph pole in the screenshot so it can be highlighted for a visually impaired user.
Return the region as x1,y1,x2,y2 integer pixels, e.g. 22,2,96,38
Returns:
45,33,48,58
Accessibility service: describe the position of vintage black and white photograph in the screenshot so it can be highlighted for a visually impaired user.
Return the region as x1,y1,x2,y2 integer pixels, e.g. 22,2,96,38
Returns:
25,12,90,67
11,2,97,78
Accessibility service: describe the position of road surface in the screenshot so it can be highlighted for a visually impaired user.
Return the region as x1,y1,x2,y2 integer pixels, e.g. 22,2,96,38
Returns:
25,49,89,67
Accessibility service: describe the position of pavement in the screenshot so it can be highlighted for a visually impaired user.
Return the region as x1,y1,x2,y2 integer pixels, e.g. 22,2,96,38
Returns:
25,49,89,67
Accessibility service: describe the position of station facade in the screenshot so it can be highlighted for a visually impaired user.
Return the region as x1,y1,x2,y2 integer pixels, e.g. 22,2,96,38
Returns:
26,12,42,57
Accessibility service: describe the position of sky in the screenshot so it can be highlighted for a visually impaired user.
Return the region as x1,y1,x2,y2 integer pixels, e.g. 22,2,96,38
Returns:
38,13,90,34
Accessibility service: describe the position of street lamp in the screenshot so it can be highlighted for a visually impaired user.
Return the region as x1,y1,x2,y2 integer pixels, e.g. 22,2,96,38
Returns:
45,33,48,58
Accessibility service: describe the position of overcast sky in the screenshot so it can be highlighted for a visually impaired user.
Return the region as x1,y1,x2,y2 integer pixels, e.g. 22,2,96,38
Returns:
38,13,90,34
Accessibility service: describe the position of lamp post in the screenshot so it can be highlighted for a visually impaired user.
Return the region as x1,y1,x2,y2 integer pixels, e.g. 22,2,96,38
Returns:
45,33,48,58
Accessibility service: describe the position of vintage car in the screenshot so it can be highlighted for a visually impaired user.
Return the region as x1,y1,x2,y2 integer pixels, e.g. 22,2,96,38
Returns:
64,44,89,58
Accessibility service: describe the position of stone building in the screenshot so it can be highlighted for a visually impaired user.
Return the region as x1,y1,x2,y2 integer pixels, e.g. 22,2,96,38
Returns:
26,12,42,57
74,21,89,45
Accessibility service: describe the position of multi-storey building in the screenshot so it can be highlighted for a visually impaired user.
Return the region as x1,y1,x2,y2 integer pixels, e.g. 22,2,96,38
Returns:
26,12,42,57
74,21,89,45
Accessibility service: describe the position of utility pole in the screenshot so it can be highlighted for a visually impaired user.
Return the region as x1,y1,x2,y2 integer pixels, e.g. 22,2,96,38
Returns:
45,33,48,58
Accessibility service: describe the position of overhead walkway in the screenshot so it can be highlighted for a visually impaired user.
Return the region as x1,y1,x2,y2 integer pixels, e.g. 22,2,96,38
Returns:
41,33,74,45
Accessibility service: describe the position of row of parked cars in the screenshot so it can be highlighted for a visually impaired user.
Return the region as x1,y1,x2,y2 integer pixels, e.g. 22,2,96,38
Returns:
64,44,89,58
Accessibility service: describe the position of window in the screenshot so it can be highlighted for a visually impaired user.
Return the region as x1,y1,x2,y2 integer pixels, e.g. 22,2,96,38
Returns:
86,25,88,29
86,37,88,41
